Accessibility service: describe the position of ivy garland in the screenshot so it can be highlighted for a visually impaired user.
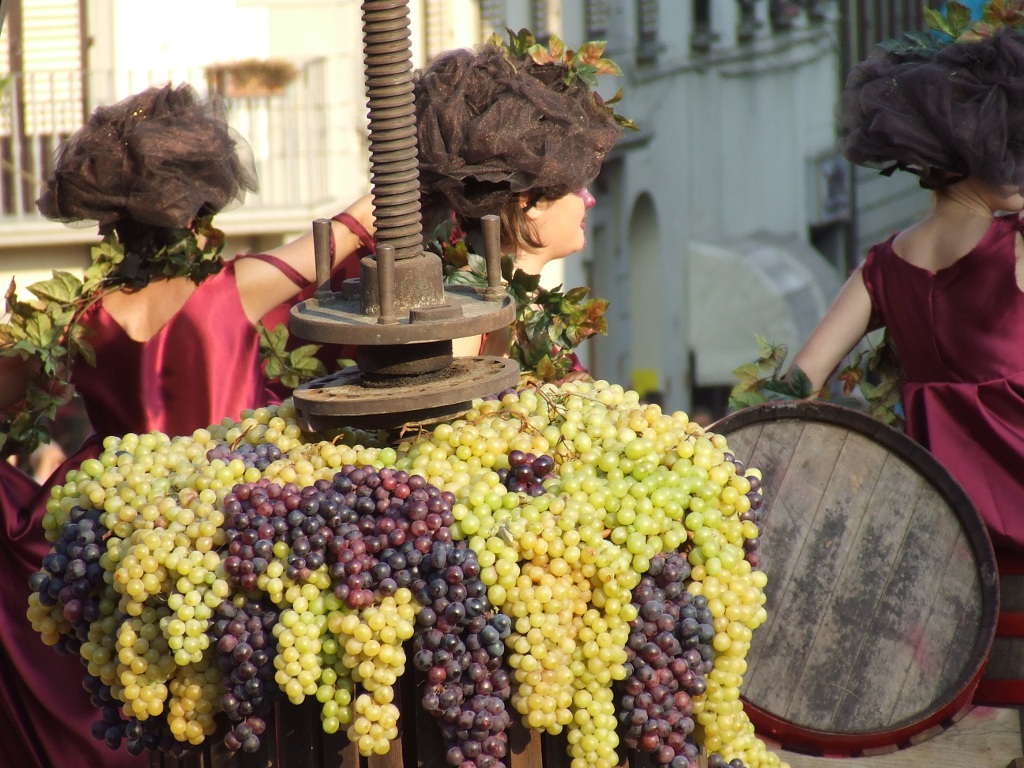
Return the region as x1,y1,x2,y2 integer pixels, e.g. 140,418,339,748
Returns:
428,219,609,384
728,333,904,429
879,0,1024,59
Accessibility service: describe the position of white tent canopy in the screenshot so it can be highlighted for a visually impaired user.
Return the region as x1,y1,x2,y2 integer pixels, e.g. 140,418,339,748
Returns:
687,232,843,386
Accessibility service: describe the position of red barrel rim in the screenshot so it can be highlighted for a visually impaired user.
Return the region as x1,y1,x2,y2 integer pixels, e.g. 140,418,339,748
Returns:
711,400,1000,757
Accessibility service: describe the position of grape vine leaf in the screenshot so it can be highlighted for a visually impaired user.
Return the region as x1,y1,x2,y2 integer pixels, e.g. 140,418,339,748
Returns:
258,323,327,391
984,0,1024,26
925,1,974,39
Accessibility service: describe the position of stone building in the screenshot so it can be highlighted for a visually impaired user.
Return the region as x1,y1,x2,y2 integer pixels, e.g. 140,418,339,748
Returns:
0,0,932,414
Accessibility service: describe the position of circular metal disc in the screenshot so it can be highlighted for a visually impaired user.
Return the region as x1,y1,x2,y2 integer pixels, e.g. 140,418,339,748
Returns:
292,357,520,431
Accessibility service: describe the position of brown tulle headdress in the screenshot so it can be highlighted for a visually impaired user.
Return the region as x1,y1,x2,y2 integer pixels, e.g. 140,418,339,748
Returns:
37,83,258,251
415,30,633,224
842,2,1024,190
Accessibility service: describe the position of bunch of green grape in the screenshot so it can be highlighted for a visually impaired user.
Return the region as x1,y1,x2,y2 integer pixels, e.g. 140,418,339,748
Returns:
28,380,788,768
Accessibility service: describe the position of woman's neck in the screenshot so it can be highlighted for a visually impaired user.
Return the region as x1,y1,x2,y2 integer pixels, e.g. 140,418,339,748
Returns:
934,178,1009,219
513,249,548,276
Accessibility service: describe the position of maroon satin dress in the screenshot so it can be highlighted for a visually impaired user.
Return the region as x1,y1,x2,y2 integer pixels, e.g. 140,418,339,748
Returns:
2,260,275,768
862,214,1024,552
0,226,368,767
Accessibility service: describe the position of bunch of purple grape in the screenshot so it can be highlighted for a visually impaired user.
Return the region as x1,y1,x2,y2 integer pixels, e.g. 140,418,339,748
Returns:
495,450,555,496
727,453,764,569
329,465,457,605
28,504,108,654
618,551,715,768
221,478,339,591
324,466,513,768
707,755,748,768
206,441,283,471
413,540,513,768
88,694,179,757
208,598,279,753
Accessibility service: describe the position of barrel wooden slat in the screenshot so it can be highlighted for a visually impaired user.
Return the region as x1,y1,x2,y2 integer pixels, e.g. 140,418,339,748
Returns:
712,400,999,756
741,422,854,704
911,532,982,710
759,429,895,729
838,464,966,730
880,500,979,727
813,447,927,731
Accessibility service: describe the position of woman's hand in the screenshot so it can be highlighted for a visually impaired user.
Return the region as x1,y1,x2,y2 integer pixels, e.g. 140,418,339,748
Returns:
235,192,375,323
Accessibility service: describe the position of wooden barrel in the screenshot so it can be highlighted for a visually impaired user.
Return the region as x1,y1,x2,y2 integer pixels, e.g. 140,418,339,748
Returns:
711,400,999,757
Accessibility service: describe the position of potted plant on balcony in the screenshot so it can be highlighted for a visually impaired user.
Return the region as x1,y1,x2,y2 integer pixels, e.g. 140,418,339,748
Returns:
205,58,298,98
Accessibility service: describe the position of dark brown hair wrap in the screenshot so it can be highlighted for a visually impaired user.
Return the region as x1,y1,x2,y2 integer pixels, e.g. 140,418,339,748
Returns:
841,29,1024,190
37,83,258,230
415,44,622,225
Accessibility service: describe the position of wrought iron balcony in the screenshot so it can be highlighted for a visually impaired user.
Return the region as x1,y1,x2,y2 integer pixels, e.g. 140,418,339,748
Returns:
0,57,339,225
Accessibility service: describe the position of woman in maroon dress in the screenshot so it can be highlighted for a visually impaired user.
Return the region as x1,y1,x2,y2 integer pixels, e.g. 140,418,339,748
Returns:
0,83,373,768
791,29,1024,554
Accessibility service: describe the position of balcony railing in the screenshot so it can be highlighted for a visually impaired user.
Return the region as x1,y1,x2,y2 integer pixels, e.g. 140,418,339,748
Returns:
0,57,332,221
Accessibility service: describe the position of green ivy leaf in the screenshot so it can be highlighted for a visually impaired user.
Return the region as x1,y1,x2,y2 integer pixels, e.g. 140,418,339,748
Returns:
728,389,768,411
945,1,975,36
754,334,788,374
924,6,956,36
548,35,566,62
535,356,559,382
562,286,590,304
23,312,54,348
76,336,97,368
509,269,541,293
444,239,471,271
786,365,815,398
507,28,537,58
28,271,83,305
572,63,599,88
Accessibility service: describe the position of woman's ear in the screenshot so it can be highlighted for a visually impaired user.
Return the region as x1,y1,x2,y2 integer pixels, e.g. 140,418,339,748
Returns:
520,192,544,221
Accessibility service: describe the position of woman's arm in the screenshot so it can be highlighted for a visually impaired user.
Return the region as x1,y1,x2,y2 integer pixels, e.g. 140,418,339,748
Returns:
790,267,874,392
234,193,376,323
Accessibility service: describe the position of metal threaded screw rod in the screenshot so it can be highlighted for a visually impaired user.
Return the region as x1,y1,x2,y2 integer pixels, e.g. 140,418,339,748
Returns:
362,0,421,260
286,0,519,431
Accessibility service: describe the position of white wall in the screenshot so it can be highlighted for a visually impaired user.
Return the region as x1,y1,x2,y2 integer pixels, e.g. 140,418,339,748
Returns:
490,1,847,411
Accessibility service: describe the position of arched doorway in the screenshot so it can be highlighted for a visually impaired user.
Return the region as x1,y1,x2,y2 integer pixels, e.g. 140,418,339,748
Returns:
627,192,663,400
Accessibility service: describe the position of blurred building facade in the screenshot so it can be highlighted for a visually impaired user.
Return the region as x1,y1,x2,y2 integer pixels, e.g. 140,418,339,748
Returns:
0,0,935,415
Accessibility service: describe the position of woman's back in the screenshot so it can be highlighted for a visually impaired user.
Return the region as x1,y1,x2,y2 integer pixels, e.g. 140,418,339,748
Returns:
891,205,1000,273
72,263,267,438
862,213,1024,550
866,214,1024,383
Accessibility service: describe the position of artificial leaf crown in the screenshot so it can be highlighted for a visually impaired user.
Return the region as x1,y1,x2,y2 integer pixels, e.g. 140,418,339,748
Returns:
487,28,639,132
882,1,1024,56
